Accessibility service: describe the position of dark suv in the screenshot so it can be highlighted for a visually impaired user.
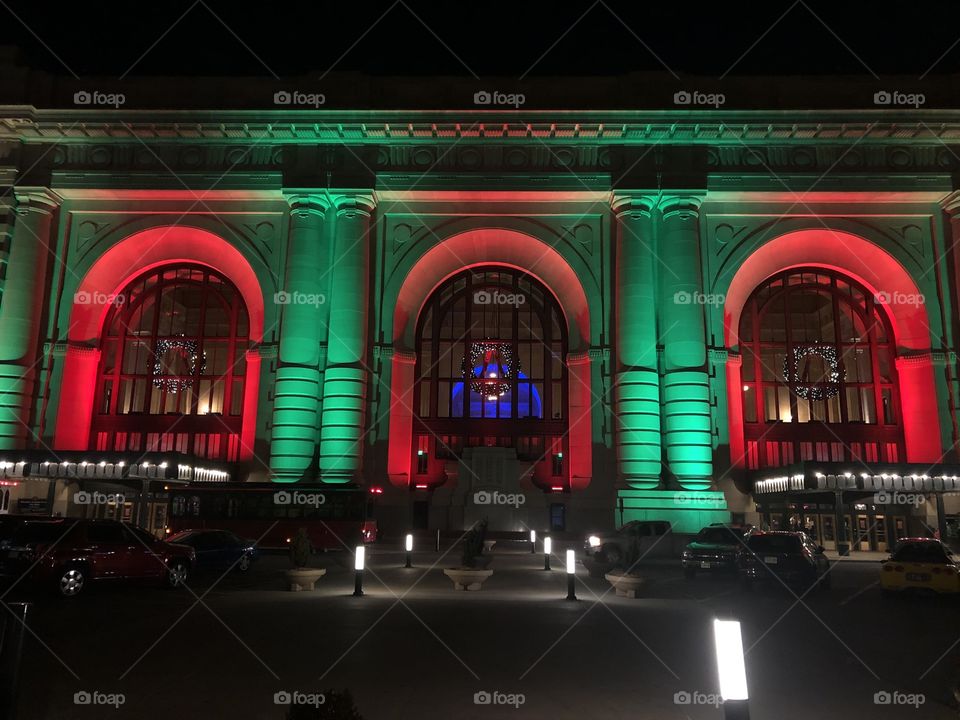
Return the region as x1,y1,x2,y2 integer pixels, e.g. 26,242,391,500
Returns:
738,531,830,590
0,518,195,597
682,525,751,578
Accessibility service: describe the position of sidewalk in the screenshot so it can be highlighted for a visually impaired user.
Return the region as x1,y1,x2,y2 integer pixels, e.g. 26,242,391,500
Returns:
826,549,888,562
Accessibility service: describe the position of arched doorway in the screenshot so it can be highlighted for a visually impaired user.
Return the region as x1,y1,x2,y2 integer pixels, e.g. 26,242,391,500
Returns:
412,267,569,488
738,267,904,468
90,263,250,461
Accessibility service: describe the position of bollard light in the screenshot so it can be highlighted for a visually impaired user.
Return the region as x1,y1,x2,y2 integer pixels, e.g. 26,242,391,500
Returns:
543,536,552,571
353,545,365,596
565,549,577,600
530,529,536,553
404,533,413,568
713,619,750,719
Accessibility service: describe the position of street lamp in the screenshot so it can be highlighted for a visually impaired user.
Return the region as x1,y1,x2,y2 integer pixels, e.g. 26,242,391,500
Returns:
404,533,413,568
565,549,577,600
530,529,536,553
543,536,552,571
353,546,365,597
713,619,749,719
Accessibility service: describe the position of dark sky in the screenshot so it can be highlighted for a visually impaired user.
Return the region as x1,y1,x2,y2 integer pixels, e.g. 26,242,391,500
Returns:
3,0,960,79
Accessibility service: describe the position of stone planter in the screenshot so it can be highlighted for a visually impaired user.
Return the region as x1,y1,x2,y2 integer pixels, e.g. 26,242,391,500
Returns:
482,540,497,553
604,571,645,598
285,568,327,592
443,568,494,591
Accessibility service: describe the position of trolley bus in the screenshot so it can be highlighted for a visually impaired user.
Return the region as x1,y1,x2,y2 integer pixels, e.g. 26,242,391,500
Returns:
166,484,377,550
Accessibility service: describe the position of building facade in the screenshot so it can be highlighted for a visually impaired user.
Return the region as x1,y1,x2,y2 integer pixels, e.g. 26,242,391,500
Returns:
2,107,960,547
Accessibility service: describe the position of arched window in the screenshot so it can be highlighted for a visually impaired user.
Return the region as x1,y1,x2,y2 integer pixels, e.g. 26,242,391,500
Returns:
414,268,568,484
91,264,250,461
739,268,904,468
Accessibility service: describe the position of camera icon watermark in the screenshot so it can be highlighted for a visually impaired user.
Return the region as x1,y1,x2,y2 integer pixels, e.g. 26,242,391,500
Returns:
74,491,125,506
674,491,724,508
873,690,925,707
273,90,326,107
73,690,125,708
473,490,526,508
273,690,326,707
673,290,725,306
673,90,725,108
274,290,326,308
273,490,326,507
473,690,525,708
472,289,526,307
673,690,722,707
873,491,925,508
74,290,125,307
73,90,126,108
873,90,925,108
473,90,526,108
874,290,925,308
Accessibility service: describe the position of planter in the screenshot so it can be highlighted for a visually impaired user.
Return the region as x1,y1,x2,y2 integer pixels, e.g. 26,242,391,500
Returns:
604,571,645,598
285,568,327,592
482,540,497,553
443,568,494,591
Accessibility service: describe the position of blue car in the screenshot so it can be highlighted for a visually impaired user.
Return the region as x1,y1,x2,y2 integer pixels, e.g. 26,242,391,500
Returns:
166,529,258,572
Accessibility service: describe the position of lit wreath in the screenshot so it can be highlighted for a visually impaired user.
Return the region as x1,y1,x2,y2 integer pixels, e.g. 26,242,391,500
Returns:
461,341,518,398
153,338,206,394
783,344,844,401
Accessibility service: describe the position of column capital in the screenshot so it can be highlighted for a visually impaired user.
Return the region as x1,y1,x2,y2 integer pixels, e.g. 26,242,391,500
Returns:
942,190,960,215
658,193,704,220
566,350,591,366
14,187,62,216
610,192,656,218
333,192,376,218
283,192,332,218
895,352,934,369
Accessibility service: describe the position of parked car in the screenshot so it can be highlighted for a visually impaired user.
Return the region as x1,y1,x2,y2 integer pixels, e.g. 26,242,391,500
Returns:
584,521,672,566
0,518,195,597
167,529,258,572
880,538,960,596
682,524,751,578
738,531,831,590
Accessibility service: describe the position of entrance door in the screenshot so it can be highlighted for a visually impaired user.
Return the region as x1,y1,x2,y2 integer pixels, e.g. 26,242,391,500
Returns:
855,514,871,551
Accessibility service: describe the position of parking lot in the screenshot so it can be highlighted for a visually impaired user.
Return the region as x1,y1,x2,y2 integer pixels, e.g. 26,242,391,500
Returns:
7,544,959,719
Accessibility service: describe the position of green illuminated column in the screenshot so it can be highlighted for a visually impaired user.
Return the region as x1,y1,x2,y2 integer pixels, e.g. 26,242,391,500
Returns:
612,194,661,489
270,194,330,482
0,189,60,449
658,195,712,490
319,194,376,483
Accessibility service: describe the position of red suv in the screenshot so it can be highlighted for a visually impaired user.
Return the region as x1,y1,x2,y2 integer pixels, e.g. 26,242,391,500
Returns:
0,518,195,597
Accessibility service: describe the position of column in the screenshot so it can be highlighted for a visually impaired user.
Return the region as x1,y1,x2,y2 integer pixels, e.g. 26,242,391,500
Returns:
269,194,330,482
53,344,100,450
0,189,60,449
566,351,593,491
319,194,376,483
612,194,660,489
896,353,943,463
658,195,713,490
386,349,416,487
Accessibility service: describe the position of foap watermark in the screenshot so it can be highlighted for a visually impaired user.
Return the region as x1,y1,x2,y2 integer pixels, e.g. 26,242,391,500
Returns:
274,290,326,308
273,90,326,107
673,690,722,708
473,90,525,108
673,90,725,108
274,490,326,507
273,691,326,708
873,690,925,708
674,491,725,508
473,490,525,508
673,290,725,306
74,491,125,506
73,90,125,108
473,289,526,307
74,691,125,709
874,290,925,308
473,690,526,708
74,290,124,307
873,90,925,108
874,491,925,508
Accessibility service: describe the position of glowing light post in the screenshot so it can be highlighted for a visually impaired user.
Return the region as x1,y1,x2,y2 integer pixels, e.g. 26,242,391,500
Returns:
543,536,552,571
565,549,577,600
530,529,536,554
713,619,750,720
353,546,365,597
404,533,413,568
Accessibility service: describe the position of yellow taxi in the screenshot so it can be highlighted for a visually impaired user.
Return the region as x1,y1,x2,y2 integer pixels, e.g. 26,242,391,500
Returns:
880,538,960,596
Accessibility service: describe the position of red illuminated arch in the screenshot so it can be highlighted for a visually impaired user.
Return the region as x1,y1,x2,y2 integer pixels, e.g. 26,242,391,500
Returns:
55,226,265,460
